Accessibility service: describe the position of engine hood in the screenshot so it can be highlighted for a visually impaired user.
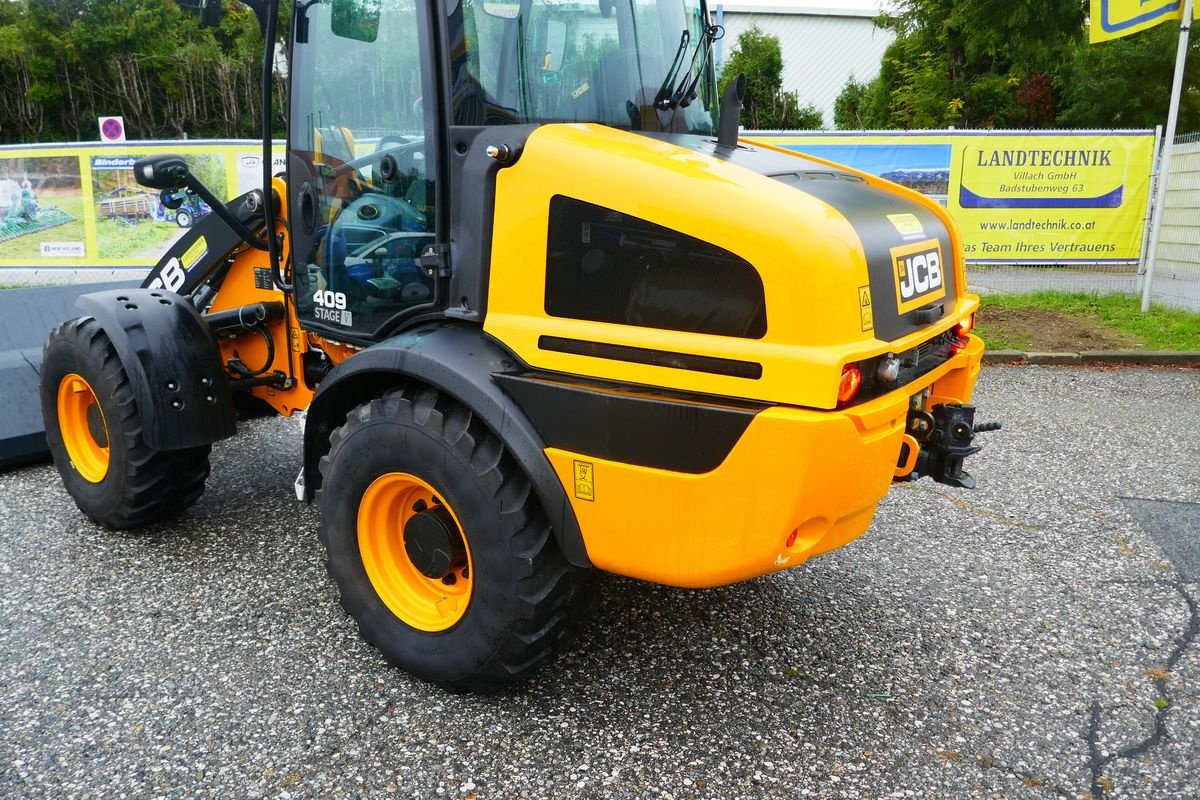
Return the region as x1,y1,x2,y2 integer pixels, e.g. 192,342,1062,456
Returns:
655,134,962,343
484,124,972,408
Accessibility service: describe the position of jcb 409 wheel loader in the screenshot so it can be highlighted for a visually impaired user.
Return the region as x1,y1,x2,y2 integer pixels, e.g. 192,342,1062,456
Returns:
41,0,996,692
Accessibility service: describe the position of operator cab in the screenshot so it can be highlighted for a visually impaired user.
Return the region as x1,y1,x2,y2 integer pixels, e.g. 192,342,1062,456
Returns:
288,0,719,344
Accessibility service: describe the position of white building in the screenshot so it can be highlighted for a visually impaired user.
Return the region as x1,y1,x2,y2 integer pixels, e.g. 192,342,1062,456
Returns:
714,1,895,129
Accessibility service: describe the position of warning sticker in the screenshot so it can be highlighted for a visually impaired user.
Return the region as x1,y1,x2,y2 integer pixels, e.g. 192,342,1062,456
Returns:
858,285,874,332
182,235,208,270
573,460,595,502
887,213,925,240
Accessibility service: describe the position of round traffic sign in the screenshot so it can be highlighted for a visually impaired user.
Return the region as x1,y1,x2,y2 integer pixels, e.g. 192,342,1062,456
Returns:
101,118,124,141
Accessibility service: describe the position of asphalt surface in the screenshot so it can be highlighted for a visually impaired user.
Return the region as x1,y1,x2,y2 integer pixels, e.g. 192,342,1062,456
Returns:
1,366,1198,799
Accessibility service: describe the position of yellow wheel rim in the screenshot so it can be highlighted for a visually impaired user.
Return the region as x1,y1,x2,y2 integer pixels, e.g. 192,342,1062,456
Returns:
357,473,474,632
56,373,110,483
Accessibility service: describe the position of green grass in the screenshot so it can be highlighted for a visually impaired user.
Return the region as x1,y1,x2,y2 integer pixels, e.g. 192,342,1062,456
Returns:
977,291,1200,351
975,330,1022,350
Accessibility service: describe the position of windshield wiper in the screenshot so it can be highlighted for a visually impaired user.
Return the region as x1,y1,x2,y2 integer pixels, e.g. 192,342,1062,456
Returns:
660,24,722,111
653,30,690,110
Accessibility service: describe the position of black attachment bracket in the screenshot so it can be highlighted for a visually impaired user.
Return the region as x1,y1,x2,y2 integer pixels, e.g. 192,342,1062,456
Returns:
907,403,989,489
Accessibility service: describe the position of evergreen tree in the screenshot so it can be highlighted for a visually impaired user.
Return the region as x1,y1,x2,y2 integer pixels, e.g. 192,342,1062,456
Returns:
0,0,284,143
836,0,1200,131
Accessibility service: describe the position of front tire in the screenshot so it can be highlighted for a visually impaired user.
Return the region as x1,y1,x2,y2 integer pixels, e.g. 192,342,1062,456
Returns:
318,384,594,693
41,317,212,529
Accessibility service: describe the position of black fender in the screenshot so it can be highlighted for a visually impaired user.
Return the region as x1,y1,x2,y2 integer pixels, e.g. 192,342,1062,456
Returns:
303,322,590,568
75,289,236,450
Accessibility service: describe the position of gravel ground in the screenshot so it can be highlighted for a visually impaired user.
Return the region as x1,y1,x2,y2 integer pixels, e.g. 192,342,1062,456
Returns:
1,365,1198,800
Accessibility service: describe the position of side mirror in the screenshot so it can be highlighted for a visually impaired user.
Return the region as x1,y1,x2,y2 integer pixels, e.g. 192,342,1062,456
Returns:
532,19,567,72
133,155,191,190
136,153,271,252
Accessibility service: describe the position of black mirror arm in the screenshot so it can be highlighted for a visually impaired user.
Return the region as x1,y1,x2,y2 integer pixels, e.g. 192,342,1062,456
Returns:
133,155,269,251
184,175,269,251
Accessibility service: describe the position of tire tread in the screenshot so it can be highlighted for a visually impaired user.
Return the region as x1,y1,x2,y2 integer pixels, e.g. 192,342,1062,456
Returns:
319,382,594,693
43,317,211,530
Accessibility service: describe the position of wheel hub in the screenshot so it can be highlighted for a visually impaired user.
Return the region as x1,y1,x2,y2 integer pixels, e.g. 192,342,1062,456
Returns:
56,373,110,483
357,472,474,632
403,505,466,579
86,402,108,448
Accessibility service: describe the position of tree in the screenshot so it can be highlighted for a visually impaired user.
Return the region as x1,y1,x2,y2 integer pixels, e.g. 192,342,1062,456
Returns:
848,0,1086,129
0,0,284,143
844,0,1200,132
834,77,868,130
1056,25,1200,131
719,25,824,130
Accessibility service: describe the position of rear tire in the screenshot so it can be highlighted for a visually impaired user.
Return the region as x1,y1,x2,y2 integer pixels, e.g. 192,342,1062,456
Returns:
318,384,595,693
41,317,212,530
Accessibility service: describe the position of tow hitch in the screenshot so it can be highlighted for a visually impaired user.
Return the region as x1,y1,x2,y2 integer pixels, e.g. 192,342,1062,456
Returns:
896,404,1001,489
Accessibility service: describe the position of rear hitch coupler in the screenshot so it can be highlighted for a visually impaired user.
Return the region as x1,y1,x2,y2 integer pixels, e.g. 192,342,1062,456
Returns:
908,403,993,490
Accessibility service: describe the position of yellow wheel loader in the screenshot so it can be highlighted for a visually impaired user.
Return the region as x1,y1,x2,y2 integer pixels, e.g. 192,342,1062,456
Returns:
40,0,995,692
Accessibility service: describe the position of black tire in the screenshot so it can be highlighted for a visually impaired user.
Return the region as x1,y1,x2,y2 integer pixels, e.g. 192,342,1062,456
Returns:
318,383,595,693
41,317,212,530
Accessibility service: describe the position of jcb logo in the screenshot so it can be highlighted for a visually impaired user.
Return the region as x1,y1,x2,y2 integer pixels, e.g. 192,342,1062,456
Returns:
891,240,946,314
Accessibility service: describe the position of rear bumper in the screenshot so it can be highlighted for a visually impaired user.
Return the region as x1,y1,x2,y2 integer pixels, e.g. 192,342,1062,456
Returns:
546,334,985,588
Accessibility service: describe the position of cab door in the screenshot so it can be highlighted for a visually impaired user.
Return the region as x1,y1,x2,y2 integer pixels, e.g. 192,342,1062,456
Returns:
288,0,443,343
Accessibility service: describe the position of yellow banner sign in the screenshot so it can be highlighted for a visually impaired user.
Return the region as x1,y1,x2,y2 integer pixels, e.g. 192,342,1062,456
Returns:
749,131,1155,265
1090,0,1193,44
0,133,1157,273
0,141,283,272
951,134,1152,262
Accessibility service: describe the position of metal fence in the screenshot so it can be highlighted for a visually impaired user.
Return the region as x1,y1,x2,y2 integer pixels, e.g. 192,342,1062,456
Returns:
970,130,1200,313
966,262,1143,299
1151,133,1200,311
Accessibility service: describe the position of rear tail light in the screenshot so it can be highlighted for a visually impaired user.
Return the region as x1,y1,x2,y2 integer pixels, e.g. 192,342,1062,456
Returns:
956,314,975,338
838,364,863,405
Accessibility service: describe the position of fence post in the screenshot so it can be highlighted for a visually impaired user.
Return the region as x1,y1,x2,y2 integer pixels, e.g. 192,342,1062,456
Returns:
1141,0,1193,312
1136,125,1163,296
